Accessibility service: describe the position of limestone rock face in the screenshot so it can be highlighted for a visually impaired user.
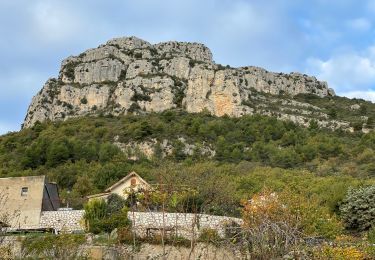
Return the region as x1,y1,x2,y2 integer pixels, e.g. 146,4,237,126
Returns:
24,36,337,129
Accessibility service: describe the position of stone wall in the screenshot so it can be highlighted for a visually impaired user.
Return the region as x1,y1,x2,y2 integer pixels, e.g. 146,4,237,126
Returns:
39,210,85,232
38,210,242,239
128,212,243,239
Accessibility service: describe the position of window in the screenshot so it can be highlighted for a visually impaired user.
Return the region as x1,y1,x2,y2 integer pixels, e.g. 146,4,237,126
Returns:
21,187,28,196
130,178,137,187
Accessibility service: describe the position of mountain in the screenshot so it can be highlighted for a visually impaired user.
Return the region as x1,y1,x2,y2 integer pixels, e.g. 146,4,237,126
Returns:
24,36,364,131
6,37,375,258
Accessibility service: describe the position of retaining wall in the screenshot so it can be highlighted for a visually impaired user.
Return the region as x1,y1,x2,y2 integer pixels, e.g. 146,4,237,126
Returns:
128,212,243,239
38,210,243,239
39,210,85,232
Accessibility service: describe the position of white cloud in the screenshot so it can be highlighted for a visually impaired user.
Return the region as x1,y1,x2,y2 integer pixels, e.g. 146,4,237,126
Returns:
306,46,375,94
340,90,375,102
29,1,85,44
346,18,372,31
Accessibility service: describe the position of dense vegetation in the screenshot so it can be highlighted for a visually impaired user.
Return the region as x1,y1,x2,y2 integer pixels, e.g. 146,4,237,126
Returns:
294,94,375,128
1,111,375,210
1,110,375,258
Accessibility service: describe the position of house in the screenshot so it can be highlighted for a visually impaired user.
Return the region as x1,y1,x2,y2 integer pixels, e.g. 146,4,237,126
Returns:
0,175,60,229
87,171,150,202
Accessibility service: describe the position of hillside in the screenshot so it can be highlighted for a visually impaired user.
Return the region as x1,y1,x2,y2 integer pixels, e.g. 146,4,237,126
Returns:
3,36,375,258
2,111,375,211
23,36,375,132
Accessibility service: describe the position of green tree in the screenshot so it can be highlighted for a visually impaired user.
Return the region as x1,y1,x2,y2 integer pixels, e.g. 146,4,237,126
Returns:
46,138,71,167
98,142,120,163
340,186,375,230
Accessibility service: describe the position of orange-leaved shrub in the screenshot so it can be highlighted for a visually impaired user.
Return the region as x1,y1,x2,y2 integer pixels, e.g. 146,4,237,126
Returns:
240,189,343,259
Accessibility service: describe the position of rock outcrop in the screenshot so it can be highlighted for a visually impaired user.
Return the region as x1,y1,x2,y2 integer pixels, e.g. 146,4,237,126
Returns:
24,36,337,128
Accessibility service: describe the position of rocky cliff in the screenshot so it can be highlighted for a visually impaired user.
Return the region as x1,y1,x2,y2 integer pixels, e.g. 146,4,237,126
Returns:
24,36,337,128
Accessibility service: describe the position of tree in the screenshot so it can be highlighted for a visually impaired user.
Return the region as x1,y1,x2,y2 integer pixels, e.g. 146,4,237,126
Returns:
360,104,368,115
107,194,127,214
46,138,71,167
83,197,130,234
340,186,375,231
98,142,120,162
367,116,375,128
328,108,337,119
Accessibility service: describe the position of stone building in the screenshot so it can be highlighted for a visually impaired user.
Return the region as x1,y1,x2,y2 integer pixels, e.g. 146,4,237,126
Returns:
87,171,150,202
0,175,60,229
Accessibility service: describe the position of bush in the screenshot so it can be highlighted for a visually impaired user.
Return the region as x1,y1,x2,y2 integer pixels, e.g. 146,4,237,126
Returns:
241,189,342,258
368,226,375,244
241,190,302,259
313,245,367,260
198,228,221,244
117,227,135,244
21,234,86,259
83,198,130,234
340,186,375,231
107,194,127,214
80,97,88,104
131,91,151,102
89,210,130,234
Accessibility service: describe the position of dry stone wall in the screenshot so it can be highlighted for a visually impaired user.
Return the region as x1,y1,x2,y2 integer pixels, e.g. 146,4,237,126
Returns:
38,210,242,240
39,210,85,232
128,212,243,239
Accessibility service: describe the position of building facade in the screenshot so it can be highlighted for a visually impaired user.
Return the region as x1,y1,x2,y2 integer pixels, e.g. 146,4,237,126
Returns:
87,171,150,201
0,176,60,229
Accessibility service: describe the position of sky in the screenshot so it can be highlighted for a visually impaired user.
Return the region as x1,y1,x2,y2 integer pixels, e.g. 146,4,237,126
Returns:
1,0,375,134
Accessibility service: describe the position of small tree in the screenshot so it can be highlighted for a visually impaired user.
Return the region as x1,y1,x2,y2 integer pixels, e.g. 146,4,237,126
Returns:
241,189,302,259
340,186,375,231
241,189,342,259
0,190,21,257
107,194,127,214
83,197,130,234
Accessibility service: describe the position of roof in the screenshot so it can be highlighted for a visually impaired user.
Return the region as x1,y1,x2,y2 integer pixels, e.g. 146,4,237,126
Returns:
86,192,111,199
0,175,46,182
105,171,150,192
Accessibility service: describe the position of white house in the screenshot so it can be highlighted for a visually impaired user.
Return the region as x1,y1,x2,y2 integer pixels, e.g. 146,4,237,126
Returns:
87,171,150,202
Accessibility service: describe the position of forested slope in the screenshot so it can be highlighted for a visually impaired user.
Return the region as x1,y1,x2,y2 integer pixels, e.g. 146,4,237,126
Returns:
1,110,374,214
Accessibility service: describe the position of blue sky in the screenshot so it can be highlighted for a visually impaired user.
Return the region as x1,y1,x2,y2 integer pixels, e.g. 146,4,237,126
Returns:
1,0,375,134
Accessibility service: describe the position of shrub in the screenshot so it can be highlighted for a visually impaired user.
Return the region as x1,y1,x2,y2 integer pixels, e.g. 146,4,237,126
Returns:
368,226,375,244
241,190,302,259
83,199,108,233
198,228,221,244
118,227,136,244
63,61,79,80
340,186,375,231
90,210,130,234
130,91,151,102
107,194,127,214
128,102,141,113
134,53,142,59
223,221,242,242
241,189,342,258
83,198,130,234
80,97,88,104
21,234,86,259
313,245,367,260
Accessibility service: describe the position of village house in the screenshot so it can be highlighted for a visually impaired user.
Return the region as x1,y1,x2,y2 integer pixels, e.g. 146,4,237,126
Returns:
0,175,60,229
87,171,150,202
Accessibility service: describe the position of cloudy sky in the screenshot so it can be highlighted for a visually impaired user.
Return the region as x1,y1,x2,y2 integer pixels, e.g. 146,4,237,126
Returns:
1,0,375,134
